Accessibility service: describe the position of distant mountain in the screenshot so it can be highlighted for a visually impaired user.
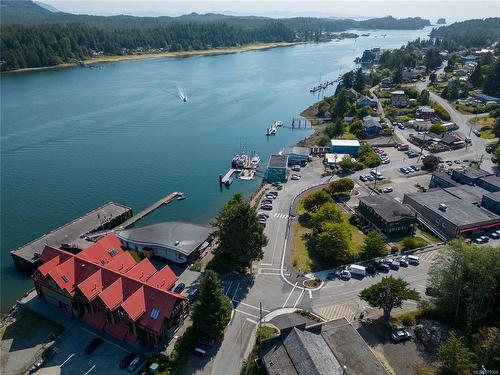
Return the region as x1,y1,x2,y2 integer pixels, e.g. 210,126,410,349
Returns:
34,1,59,13
0,0,52,23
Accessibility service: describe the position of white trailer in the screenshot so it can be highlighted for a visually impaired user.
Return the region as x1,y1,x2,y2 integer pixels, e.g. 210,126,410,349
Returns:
349,264,366,277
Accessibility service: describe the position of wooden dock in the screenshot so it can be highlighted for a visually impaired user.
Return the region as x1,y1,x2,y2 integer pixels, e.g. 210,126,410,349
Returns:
117,192,180,229
220,169,240,185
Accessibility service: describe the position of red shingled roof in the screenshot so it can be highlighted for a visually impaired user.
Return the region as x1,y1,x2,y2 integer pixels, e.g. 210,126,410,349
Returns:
35,234,185,332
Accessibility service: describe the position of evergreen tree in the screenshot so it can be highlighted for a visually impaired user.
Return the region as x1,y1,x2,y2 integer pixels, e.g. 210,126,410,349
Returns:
212,194,268,270
437,333,477,375
191,270,232,338
353,68,365,92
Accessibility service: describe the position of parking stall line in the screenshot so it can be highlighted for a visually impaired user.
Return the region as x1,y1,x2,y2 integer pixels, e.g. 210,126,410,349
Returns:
260,262,273,266
246,318,258,324
224,281,234,297
60,353,75,367
232,282,241,299
83,365,96,375
234,301,271,313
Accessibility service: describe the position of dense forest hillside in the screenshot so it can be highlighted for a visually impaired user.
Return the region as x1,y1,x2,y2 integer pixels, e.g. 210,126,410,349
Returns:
0,0,431,71
430,18,500,49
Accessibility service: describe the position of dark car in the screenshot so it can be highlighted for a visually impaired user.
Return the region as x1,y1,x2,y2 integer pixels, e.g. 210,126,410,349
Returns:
260,204,272,210
174,282,186,293
375,261,390,272
365,264,377,275
84,337,103,354
188,288,200,302
390,261,400,270
119,353,137,369
196,336,216,348
391,329,412,342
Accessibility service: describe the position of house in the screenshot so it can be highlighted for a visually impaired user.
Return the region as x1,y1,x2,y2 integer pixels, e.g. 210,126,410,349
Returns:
362,115,382,137
390,90,408,107
345,88,359,100
266,154,289,183
357,195,416,236
380,77,394,89
330,139,360,156
440,133,465,149
470,91,500,104
452,168,493,186
32,234,188,347
117,222,214,264
415,106,436,120
283,146,312,166
260,318,388,375
409,133,433,147
403,187,500,240
360,49,376,63
355,96,378,110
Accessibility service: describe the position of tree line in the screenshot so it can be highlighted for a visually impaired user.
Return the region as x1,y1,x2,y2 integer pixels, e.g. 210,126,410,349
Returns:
0,21,295,71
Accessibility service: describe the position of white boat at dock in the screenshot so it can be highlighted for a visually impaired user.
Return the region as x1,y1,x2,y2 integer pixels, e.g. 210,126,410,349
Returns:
251,154,260,167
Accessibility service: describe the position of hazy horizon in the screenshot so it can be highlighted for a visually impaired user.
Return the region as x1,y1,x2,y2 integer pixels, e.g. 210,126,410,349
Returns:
40,1,500,23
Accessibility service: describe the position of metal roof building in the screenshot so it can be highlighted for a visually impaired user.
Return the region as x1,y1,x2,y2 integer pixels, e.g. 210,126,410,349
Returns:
117,222,214,264
266,154,289,183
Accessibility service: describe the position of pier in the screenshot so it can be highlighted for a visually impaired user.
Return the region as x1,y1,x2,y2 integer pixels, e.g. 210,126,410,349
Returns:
11,202,133,275
117,192,180,229
220,169,240,185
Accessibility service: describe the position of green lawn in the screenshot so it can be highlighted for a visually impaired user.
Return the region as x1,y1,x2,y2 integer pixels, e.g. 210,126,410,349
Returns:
396,236,428,251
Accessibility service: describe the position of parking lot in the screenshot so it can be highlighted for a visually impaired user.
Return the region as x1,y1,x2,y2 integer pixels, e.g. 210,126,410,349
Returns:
42,327,133,375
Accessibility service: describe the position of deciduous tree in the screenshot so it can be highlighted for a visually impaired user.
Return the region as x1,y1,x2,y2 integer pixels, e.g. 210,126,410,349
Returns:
362,232,388,259
314,222,352,263
302,190,332,212
359,276,420,323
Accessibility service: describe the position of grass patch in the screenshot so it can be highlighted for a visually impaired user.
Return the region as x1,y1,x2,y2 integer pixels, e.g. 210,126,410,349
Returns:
291,218,314,273
348,215,366,252
416,223,442,244
189,261,203,272
127,249,142,262
240,327,279,375
398,236,428,251
392,309,422,327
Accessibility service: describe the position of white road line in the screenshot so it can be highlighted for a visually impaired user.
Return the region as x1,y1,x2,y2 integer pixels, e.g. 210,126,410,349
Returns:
60,353,75,367
258,272,282,276
234,301,271,312
235,309,260,319
246,318,258,324
224,281,234,297
308,290,312,299
80,327,128,352
83,365,96,375
258,271,281,275
282,283,298,308
259,267,282,271
293,289,305,308
232,282,241,299
260,263,273,266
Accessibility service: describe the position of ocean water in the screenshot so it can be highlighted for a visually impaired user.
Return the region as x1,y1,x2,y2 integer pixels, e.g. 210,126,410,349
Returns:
0,27,431,311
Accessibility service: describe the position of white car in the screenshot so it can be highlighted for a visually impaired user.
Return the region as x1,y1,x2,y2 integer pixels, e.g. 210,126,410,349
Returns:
339,270,351,280
382,187,393,193
291,174,301,180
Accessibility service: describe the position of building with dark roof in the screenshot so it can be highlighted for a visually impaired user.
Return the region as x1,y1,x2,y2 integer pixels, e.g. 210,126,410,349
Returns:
355,96,378,110
452,168,493,186
477,175,500,193
403,187,500,239
362,116,382,137
266,154,289,183
260,318,387,375
482,191,500,215
430,172,458,189
357,195,416,236
283,147,312,166
33,234,188,347
117,222,214,264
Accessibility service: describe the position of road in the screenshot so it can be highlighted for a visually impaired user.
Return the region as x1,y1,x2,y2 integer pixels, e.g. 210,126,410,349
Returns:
207,157,441,374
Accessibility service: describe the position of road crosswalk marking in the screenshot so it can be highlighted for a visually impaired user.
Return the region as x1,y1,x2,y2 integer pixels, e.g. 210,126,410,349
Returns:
272,213,289,219
417,251,439,263
314,303,356,322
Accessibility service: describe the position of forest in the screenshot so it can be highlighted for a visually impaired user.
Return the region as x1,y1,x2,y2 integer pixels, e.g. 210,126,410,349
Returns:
0,0,431,71
430,17,500,49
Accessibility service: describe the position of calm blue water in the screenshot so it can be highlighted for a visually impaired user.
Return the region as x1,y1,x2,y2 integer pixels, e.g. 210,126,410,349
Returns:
0,28,431,311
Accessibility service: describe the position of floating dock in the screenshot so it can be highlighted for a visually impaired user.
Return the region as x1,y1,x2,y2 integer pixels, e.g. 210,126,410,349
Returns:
117,192,180,229
220,169,240,185
11,202,133,275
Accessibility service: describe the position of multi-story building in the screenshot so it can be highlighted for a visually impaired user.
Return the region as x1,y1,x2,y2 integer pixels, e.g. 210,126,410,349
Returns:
32,234,188,347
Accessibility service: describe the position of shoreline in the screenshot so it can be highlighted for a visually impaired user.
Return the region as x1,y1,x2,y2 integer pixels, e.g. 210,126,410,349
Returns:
3,42,304,74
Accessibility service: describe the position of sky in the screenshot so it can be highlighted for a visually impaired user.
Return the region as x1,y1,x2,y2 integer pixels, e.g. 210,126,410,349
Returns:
41,1,500,22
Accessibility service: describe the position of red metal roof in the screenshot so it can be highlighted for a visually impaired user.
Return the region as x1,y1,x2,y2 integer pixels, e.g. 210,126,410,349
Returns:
35,234,185,332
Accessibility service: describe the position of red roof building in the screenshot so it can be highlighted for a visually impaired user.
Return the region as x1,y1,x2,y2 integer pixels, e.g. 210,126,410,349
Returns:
33,234,188,347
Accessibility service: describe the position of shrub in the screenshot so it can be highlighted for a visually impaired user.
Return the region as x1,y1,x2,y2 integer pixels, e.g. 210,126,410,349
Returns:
402,236,427,250
399,311,418,326
189,261,202,272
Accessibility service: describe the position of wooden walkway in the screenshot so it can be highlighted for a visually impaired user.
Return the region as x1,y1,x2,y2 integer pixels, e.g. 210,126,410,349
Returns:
117,192,180,229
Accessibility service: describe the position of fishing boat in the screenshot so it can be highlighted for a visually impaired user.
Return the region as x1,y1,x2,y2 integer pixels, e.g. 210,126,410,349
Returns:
270,128,277,135
274,120,283,127
177,193,187,200
231,155,240,168
266,128,272,136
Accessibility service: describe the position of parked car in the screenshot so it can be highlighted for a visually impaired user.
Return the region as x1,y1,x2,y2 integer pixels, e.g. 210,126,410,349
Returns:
479,235,489,243
197,336,216,348
490,232,500,239
392,329,412,342
465,137,472,144
390,260,400,270
375,175,385,180
119,353,137,369
475,237,486,244
410,165,420,171
188,288,200,302
84,337,103,354
365,264,377,275
398,257,409,267
339,269,351,280
291,165,301,171
381,159,390,164
375,261,390,272
291,174,301,180
260,204,272,210
360,175,368,182
193,347,207,357
366,175,374,181
473,129,480,137
128,357,145,372
382,187,393,193
174,282,186,293
258,213,269,219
